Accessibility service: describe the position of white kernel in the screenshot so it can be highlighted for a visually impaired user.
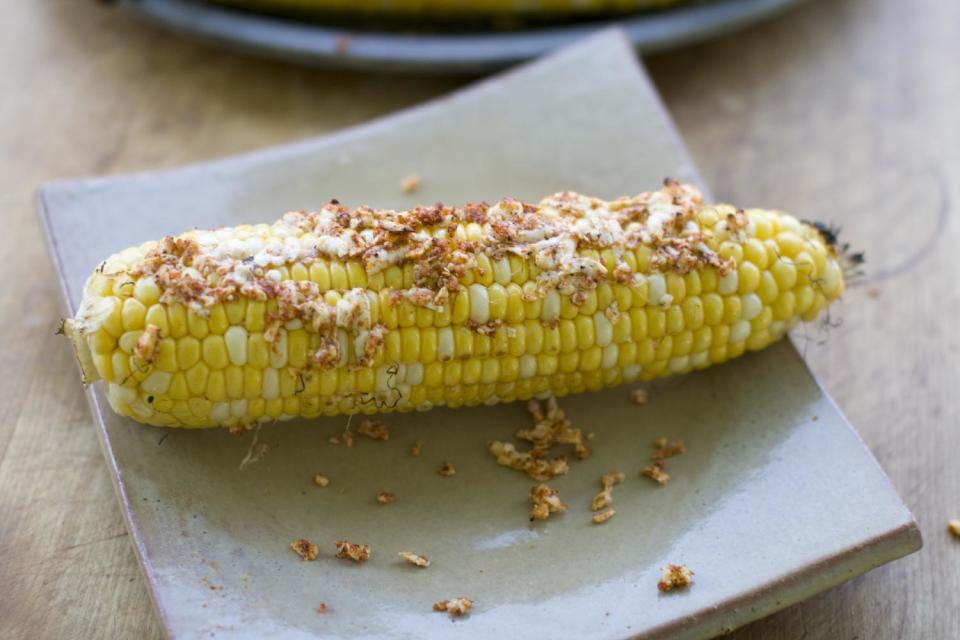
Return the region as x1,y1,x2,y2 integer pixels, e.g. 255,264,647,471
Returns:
141,371,172,395
542,290,561,322
210,402,230,423
601,344,619,369
647,274,666,305
468,284,490,324
718,271,739,295
224,326,248,365
405,362,424,386
492,258,512,285
691,351,709,368
519,355,537,378
622,364,641,381
263,368,279,400
230,399,249,418
741,294,762,321
594,313,613,347
669,356,690,373
730,320,751,343
437,327,455,361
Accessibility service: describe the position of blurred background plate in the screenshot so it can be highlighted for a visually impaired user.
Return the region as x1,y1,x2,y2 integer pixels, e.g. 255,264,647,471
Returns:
115,0,809,73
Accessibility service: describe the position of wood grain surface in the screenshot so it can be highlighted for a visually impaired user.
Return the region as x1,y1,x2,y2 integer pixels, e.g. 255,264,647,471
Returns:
1,1,956,638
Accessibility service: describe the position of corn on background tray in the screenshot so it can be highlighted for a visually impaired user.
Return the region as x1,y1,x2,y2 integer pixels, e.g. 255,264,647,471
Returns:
39,31,919,639
115,0,808,73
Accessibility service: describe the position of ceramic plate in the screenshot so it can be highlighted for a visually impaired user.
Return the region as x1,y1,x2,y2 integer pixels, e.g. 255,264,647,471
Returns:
115,0,809,73
39,31,919,639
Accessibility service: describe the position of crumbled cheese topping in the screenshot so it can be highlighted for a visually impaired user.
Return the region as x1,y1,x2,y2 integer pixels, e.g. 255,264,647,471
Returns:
117,181,725,330
437,462,456,477
592,509,616,524
313,474,330,488
376,491,395,505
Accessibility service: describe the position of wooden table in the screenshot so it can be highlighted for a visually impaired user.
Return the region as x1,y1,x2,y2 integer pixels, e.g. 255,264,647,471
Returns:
2,1,956,637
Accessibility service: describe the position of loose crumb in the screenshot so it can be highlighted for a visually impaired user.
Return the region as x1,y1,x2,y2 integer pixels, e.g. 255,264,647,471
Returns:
399,551,431,567
949,519,960,539
438,462,456,477
592,470,626,511
328,436,340,445
658,564,694,592
342,431,354,448
358,419,390,441
652,439,686,461
410,439,424,457
529,483,566,521
866,286,881,299
592,509,616,524
317,602,328,614
290,539,319,561
433,597,472,617
630,388,649,405
334,540,371,563
376,491,395,505
400,173,422,194
641,462,670,486
488,397,588,481
314,474,330,488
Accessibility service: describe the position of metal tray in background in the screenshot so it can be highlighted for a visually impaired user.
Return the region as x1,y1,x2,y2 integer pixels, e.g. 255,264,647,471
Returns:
116,0,808,73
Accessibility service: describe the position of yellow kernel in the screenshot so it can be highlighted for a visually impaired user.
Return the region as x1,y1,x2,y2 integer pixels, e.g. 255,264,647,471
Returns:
776,232,805,258
524,321,543,354
666,273,686,304
208,305,229,335
673,331,694,357
224,299,246,326
631,275,649,307
346,261,367,289
384,330,402,363
646,308,666,339
724,296,742,324
309,262,331,289
328,262,348,289
248,333,270,369
580,346,602,371
693,326,712,352
155,338,177,373
666,305,685,334
121,298,146,331
629,308,647,341
558,351,580,373
453,326,473,359
143,304,168,337
451,290,470,324
537,354,558,376
719,241,744,265
243,366,262,399
773,292,796,320
574,315,595,349
396,300,416,328
475,254,494,287
758,271,779,304
185,310,208,340
443,361,462,386
177,337,201,369
738,262,761,294
201,335,228,369
795,286,815,314
542,324,560,354
523,283,543,319
245,301,266,332
700,268,718,293
186,362,209,395
400,327,421,362
712,324,730,347
579,288,599,316
743,239,768,269
474,333,491,358
500,357,520,382
462,359,482,384
488,284,507,320
655,337,673,361
559,319,577,352
682,297,704,330
205,370,226,402
133,277,161,306
169,372,189,400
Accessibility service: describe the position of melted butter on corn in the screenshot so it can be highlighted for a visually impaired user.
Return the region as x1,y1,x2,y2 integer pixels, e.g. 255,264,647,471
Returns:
64,180,846,428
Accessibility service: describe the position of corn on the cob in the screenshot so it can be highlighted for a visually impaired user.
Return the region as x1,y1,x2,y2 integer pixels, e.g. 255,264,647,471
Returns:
208,0,684,17
63,180,846,429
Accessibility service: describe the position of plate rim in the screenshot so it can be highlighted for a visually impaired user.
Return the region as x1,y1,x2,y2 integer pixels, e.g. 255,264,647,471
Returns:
116,0,810,73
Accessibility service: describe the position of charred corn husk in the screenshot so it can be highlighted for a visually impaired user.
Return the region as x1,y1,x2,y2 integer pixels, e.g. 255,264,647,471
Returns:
208,0,684,17
63,181,845,429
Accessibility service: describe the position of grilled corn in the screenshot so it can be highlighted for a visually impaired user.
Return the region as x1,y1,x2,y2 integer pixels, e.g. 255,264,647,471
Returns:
63,180,846,428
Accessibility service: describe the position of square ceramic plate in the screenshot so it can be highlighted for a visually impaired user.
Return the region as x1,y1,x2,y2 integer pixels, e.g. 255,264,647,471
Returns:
39,31,920,640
